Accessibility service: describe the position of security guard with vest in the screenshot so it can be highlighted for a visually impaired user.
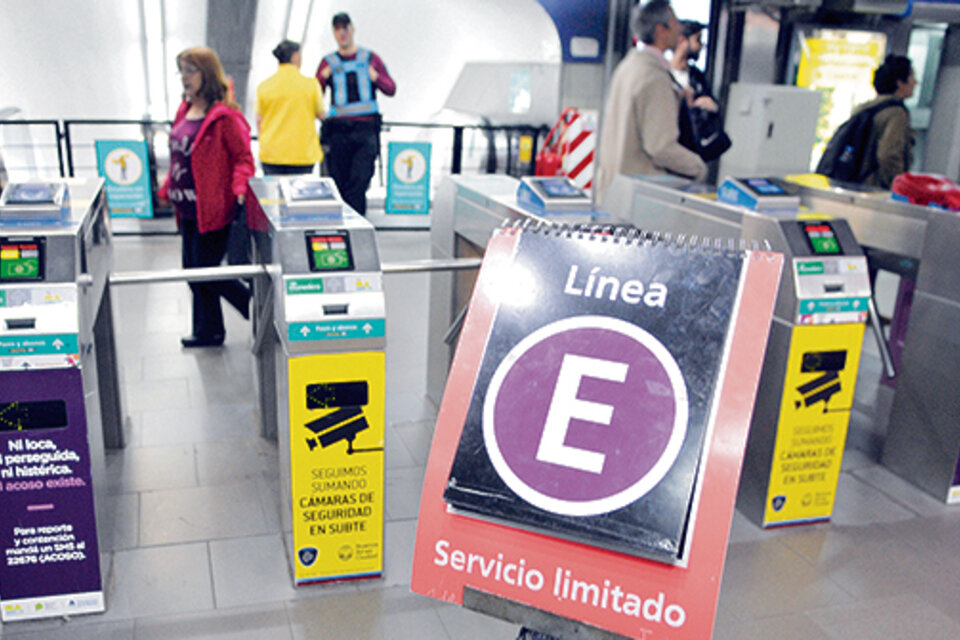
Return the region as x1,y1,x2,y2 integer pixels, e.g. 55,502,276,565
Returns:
317,12,397,216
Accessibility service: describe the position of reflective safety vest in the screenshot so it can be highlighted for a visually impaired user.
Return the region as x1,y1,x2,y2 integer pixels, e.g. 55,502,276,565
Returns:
324,48,379,118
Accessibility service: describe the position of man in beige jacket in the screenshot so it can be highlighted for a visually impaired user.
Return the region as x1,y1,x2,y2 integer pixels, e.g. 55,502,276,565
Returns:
595,0,707,205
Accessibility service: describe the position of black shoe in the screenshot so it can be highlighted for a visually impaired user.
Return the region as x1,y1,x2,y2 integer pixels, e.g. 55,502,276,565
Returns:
180,334,225,348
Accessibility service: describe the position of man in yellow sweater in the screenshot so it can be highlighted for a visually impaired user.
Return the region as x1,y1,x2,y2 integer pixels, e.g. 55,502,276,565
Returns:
256,40,324,175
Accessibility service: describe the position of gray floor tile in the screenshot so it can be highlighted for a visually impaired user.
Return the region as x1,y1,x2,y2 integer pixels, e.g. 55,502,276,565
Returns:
103,492,140,552
719,538,854,619
287,586,449,640
716,612,833,640
392,419,436,467
105,443,196,494
194,437,278,486
828,471,916,526
434,600,520,640
387,394,438,427
188,368,256,408
384,465,426,522
851,464,954,517
209,534,298,608
140,352,219,382
107,543,214,620
0,618,135,639
139,481,271,546
255,474,287,533
138,403,258,446
808,593,960,640
382,519,417,589
134,604,292,640
384,426,418,470
777,523,940,600
123,377,192,413
727,508,800,544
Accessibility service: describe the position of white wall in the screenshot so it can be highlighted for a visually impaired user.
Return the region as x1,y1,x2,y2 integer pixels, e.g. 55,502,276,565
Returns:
247,0,562,124
0,0,560,121
0,1,146,118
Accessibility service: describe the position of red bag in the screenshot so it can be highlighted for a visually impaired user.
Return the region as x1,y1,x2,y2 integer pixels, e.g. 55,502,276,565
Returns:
535,108,576,177
891,173,960,211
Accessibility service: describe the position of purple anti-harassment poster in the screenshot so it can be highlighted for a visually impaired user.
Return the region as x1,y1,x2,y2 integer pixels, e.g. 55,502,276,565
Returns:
0,367,103,621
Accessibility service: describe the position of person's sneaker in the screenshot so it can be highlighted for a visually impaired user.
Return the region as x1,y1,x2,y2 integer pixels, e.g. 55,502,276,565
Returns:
180,334,225,348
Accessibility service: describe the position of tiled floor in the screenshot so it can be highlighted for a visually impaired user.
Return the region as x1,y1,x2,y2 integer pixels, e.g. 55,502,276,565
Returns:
3,230,960,639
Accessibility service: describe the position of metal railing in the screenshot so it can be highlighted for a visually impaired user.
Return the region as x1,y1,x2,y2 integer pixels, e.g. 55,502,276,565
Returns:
1,117,547,196
0,119,66,178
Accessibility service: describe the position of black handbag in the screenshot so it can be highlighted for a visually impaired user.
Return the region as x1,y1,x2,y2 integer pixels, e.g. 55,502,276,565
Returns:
226,201,251,266
678,99,732,163
689,106,732,162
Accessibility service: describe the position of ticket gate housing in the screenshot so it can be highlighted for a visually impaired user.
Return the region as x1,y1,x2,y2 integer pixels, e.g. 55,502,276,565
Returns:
603,174,872,526
0,178,124,620
784,179,960,503
251,178,386,585
425,175,602,405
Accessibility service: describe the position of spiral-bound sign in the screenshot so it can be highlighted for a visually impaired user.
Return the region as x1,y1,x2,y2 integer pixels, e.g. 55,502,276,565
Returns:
483,315,688,517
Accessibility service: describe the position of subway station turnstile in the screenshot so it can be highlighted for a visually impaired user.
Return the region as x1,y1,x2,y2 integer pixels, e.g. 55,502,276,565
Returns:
604,174,872,526
782,177,960,504
251,177,386,585
0,178,125,621
426,175,602,405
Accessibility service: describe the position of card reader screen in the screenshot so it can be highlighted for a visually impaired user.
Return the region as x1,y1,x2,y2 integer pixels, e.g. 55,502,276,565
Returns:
0,237,44,281
536,178,586,198
289,179,335,201
745,178,787,195
306,232,353,271
803,223,841,255
0,400,68,432
4,183,55,205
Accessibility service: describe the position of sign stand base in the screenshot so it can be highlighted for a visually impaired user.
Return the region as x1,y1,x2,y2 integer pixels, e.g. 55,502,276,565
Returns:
464,587,631,640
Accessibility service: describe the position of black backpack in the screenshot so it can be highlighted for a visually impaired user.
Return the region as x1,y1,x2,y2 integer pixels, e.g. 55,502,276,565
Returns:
816,99,905,182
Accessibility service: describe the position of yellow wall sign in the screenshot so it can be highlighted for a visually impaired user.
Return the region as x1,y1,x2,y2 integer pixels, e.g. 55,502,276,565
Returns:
795,29,887,169
287,351,385,583
764,323,864,526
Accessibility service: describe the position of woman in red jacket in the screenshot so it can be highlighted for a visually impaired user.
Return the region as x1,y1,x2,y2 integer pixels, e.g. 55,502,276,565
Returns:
161,46,254,347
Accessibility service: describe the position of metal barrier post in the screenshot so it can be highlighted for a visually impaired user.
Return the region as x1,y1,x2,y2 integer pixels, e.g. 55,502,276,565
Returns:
55,121,66,177
63,121,75,177
452,126,464,175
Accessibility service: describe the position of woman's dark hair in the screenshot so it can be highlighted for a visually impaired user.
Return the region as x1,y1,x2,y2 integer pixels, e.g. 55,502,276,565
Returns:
873,55,912,94
272,40,300,64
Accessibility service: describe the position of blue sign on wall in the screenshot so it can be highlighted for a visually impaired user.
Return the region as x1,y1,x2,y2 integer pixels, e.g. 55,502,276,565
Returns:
535,0,608,64
385,142,431,215
94,140,153,218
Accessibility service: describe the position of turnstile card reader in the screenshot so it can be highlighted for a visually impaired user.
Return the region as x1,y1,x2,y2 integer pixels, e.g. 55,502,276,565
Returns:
740,217,870,527
0,179,120,622
0,182,69,223
718,177,800,211
279,177,343,221
516,176,592,213
253,179,385,586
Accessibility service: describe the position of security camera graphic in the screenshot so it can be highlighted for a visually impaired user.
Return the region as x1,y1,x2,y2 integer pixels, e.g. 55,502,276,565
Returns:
303,382,381,454
795,350,847,412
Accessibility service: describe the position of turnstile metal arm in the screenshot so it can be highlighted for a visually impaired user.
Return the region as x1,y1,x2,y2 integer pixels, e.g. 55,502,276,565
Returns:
444,304,470,346
868,296,897,380
109,264,270,285
381,257,482,274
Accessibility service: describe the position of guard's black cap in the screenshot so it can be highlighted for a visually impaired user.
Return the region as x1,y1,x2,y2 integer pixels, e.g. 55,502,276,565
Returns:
681,19,706,37
332,12,351,28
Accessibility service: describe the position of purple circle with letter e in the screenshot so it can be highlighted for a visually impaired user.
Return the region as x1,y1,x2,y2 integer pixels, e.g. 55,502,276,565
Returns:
483,315,688,517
